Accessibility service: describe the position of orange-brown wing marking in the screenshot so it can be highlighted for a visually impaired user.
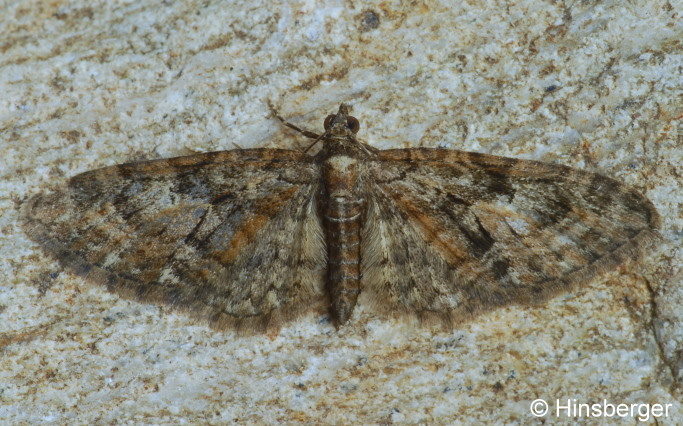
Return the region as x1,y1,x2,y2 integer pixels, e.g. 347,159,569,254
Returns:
386,191,472,266
22,149,326,332
213,186,299,264
362,148,659,323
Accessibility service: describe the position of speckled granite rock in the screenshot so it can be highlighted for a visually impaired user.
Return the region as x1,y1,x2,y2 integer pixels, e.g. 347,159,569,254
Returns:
1,0,680,423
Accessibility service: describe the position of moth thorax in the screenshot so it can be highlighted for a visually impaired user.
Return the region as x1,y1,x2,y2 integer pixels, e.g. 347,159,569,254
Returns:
325,155,358,171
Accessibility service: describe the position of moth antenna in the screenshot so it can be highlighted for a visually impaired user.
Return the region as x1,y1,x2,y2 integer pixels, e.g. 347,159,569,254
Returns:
304,131,328,153
267,101,321,141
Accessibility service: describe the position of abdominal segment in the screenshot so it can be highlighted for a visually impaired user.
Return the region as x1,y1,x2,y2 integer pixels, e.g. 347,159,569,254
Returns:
321,155,366,326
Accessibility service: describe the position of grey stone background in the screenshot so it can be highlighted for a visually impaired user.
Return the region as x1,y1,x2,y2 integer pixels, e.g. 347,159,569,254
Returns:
1,0,680,423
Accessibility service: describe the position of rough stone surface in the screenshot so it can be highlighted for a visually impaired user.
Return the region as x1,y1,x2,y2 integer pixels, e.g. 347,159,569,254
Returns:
1,0,680,423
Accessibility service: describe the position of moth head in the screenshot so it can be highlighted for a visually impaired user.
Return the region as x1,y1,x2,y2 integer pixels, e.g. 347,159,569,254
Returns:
323,103,360,137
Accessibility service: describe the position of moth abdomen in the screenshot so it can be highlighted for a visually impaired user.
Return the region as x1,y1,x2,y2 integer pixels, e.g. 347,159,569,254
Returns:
321,153,367,326
323,194,365,326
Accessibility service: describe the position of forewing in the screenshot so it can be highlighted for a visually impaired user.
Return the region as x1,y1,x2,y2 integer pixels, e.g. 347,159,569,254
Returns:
22,149,325,332
362,148,659,323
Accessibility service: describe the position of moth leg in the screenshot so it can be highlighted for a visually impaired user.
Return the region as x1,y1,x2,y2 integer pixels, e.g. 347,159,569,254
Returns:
267,101,322,140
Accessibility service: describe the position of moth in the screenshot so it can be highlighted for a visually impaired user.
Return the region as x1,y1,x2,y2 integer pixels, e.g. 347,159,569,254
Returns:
22,104,660,332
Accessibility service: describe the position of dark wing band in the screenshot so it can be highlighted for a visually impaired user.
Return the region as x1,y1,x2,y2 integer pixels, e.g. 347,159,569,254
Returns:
362,148,659,324
22,149,325,333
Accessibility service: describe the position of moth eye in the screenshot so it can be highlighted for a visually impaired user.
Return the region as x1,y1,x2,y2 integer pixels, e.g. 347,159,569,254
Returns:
347,116,360,133
323,115,335,130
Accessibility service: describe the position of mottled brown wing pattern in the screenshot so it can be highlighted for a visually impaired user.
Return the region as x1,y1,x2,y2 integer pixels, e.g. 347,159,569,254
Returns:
22,103,662,332
22,149,325,333
362,148,660,323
